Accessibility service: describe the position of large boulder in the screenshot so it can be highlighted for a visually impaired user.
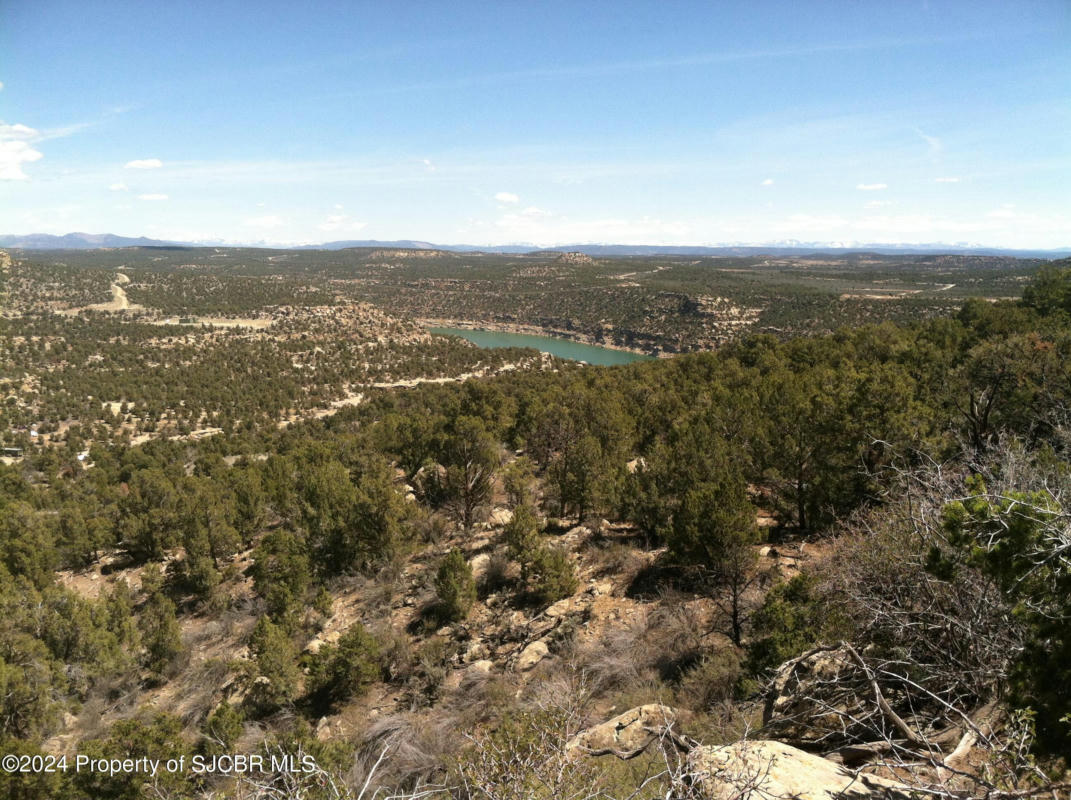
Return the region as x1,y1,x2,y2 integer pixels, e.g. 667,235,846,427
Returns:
565,704,678,758
515,640,549,671
686,740,915,800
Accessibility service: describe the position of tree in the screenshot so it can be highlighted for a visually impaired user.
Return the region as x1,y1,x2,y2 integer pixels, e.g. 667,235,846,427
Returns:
668,474,761,646
139,591,184,678
251,528,310,622
937,472,1071,754
1021,261,1071,316
247,616,300,713
435,548,476,622
501,456,537,508
299,458,406,575
503,504,541,580
441,416,498,530
0,501,56,589
118,468,183,561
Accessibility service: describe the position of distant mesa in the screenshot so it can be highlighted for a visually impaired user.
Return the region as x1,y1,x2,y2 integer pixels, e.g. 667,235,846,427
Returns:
555,251,595,266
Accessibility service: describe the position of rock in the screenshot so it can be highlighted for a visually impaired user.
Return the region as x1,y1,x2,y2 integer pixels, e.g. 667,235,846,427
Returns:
544,599,571,618
685,740,915,800
588,580,613,596
489,508,513,526
469,553,491,581
555,251,594,266
304,629,341,655
462,640,489,663
516,640,549,671
466,659,494,678
565,704,678,758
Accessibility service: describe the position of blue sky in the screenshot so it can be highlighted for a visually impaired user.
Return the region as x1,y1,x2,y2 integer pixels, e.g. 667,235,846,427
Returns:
1,0,1068,247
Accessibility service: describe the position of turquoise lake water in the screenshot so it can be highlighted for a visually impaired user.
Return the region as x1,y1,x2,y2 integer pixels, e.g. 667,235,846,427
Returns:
429,327,654,366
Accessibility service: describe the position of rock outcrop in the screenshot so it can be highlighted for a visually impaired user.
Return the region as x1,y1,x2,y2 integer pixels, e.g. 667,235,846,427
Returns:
515,640,549,671
564,704,678,758
685,740,915,800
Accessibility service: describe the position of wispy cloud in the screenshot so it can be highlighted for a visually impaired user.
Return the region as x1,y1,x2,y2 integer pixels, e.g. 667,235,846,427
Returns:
318,213,366,233
915,128,942,159
935,176,960,183
137,193,168,201
333,32,992,99
494,191,519,204
0,122,44,180
761,178,774,186
244,214,285,228
856,183,888,191
109,182,129,191
126,158,163,169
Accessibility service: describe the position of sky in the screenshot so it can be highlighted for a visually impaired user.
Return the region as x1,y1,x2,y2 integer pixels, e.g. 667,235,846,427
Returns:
1,0,1069,248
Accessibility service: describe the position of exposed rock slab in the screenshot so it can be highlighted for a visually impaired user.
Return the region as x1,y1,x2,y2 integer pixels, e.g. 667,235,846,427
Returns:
565,704,678,758
516,640,549,671
686,740,915,800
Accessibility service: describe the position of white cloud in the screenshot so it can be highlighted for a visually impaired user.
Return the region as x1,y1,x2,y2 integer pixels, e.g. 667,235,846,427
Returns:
856,183,887,191
761,178,774,186
125,158,163,169
864,200,891,209
318,213,367,233
935,176,960,183
0,81,4,91
0,122,43,180
137,193,168,201
916,128,942,158
244,214,285,228
423,158,436,172
109,182,128,191
494,191,519,204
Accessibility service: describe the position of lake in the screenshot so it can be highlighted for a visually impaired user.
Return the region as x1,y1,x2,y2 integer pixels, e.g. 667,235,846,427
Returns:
429,326,655,366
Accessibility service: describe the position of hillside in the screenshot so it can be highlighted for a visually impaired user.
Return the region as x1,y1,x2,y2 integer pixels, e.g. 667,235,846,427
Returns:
1,250,1070,799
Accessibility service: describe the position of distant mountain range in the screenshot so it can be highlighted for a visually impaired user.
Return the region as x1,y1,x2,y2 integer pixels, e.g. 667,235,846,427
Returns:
2,232,1068,259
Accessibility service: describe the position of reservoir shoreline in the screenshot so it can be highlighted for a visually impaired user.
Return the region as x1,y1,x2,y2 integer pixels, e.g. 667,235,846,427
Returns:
420,318,665,360
426,322,656,365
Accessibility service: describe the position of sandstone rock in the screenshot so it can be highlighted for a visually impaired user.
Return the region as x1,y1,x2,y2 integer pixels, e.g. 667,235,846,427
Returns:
516,640,549,671
466,659,494,677
489,508,514,526
462,640,489,662
544,599,571,618
588,580,613,596
686,740,914,800
469,553,491,581
565,704,677,758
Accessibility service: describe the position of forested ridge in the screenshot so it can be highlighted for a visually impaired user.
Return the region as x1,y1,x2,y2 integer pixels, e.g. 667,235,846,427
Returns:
1,255,1070,798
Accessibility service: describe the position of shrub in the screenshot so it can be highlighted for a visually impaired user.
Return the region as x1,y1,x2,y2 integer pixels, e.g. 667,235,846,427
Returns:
676,648,743,711
529,547,578,604
306,623,382,709
435,549,476,622
202,703,245,756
